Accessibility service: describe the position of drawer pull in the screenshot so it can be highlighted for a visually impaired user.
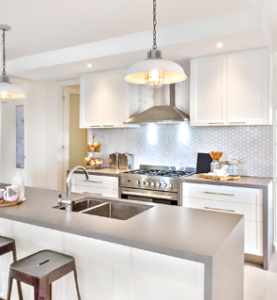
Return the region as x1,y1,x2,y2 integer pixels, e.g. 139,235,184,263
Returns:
204,192,235,196
83,192,102,196
204,207,235,213
84,180,103,184
208,122,224,125
228,122,245,124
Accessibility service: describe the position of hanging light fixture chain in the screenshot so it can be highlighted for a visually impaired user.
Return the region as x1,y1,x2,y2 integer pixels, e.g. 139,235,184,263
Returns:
2,29,6,76
152,0,157,49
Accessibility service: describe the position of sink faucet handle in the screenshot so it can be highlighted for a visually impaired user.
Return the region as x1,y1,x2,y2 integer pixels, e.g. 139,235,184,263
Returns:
57,192,63,204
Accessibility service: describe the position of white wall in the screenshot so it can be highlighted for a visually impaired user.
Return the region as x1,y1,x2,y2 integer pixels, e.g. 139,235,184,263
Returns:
0,77,70,190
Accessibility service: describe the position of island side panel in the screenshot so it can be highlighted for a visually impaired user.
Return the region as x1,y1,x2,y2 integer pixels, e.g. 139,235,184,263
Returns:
264,181,273,270
0,218,206,300
212,217,244,300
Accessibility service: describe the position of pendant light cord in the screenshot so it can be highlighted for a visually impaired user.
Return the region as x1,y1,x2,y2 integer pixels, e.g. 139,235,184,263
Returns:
152,0,157,49
2,29,6,76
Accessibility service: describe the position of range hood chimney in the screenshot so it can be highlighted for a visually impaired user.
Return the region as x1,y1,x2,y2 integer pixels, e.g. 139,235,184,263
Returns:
124,84,189,124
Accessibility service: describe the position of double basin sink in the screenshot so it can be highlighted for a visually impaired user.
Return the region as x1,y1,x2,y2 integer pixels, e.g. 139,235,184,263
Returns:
53,198,153,220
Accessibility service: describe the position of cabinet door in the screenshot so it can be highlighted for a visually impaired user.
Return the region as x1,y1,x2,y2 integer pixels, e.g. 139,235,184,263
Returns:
190,55,227,126
80,73,103,128
227,49,270,125
102,68,130,127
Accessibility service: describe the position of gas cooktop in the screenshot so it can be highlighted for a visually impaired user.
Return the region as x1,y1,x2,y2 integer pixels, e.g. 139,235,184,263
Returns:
124,169,193,178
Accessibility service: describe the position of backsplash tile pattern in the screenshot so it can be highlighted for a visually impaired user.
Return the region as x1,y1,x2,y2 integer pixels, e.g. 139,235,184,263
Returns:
88,62,273,178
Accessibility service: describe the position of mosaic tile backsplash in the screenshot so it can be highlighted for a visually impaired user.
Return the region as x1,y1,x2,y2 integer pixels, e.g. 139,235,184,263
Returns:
88,62,273,178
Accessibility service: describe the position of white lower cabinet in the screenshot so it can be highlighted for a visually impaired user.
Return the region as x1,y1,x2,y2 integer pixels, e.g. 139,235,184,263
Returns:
182,183,263,256
71,174,119,198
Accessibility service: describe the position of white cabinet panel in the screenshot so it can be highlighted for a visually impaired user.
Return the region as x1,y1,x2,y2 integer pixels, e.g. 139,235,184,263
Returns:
190,55,227,126
227,49,270,125
80,68,139,128
190,48,271,126
71,173,118,189
80,72,103,128
71,185,119,198
182,182,263,256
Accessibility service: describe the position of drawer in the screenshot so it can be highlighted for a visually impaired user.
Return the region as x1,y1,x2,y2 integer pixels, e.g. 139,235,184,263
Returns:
245,221,263,256
183,183,262,206
71,174,119,189
185,197,263,223
71,185,119,198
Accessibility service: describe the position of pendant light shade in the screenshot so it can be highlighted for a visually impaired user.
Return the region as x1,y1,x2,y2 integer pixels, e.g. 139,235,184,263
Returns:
0,24,26,103
124,1,187,89
125,49,187,87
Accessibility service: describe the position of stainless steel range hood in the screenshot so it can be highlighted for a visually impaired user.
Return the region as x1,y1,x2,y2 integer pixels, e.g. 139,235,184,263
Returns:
124,84,189,124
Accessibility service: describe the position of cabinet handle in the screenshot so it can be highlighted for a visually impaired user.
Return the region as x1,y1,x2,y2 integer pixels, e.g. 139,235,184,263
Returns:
90,125,101,128
84,180,103,184
103,125,114,128
83,192,102,196
208,122,224,125
204,207,236,213
204,191,235,196
228,122,245,124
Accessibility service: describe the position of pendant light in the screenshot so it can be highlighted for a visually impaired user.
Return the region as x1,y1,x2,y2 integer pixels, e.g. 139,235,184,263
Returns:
0,25,26,103
125,0,187,89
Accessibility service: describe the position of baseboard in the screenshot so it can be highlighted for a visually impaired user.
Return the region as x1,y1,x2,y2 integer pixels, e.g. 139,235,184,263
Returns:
244,253,263,265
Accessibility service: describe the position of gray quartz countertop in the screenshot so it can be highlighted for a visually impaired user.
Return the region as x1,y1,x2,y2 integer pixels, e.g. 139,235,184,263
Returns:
182,174,272,188
0,184,243,264
68,168,124,177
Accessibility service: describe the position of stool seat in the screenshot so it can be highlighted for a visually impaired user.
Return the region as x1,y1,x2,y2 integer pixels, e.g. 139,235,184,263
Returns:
11,250,73,279
7,249,81,300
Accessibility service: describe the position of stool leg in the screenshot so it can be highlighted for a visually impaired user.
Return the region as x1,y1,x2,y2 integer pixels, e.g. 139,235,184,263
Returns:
12,247,23,300
6,272,13,300
73,263,81,300
34,280,51,300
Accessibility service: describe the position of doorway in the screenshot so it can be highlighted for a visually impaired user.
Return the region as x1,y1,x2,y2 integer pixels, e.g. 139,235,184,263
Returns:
63,86,87,189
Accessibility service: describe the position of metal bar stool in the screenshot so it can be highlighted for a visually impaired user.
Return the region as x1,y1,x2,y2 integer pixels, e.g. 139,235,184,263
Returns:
7,249,81,300
0,236,23,300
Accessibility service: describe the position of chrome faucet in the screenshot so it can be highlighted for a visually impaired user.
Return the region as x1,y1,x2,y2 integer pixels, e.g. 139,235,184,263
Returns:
58,166,89,213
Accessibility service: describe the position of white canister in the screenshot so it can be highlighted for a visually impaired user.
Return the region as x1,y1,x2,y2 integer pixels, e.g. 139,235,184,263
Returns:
12,172,25,200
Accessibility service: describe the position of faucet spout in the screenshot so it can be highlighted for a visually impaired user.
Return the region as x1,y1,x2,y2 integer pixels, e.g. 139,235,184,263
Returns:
58,166,90,212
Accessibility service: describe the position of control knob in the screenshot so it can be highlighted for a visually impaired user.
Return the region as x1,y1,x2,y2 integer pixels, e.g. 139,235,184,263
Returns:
135,180,140,185
145,182,150,186
150,182,155,187
155,182,161,187
169,183,173,188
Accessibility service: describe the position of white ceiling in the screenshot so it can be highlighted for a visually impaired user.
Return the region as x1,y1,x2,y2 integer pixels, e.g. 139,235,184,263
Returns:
2,0,253,59
2,0,276,82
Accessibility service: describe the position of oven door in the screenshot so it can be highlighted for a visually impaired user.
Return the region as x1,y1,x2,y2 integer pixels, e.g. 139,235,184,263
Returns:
120,187,178,206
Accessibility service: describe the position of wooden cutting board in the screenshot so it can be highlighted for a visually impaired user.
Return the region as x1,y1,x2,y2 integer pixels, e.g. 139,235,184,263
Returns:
199,174,241,182
0,199,24,208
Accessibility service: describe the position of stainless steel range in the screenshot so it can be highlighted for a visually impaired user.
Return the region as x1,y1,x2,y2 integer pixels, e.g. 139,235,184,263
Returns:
120,165,195,206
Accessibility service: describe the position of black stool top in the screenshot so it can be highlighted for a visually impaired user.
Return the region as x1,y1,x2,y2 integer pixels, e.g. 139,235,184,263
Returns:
10,250,74,279
0,236,14,248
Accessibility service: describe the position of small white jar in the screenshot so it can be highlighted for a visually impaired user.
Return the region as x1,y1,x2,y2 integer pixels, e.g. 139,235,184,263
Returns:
11,172,25,200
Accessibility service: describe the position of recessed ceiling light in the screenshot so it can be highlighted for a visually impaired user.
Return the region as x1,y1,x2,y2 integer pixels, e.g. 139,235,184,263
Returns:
217,43,223,48
87,64,92,68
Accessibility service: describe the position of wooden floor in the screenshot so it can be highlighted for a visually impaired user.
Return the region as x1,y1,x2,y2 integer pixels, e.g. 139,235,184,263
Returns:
245,253,277,300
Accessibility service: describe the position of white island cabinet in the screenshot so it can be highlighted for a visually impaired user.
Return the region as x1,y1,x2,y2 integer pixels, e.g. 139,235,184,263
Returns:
190,48,272,126
80,67,139,128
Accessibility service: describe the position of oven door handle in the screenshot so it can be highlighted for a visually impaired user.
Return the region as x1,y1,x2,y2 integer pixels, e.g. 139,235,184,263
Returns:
122,191,173,200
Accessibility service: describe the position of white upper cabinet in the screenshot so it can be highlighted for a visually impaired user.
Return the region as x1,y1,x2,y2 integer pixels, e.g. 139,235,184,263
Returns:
80,67,139,128
227,49,270,125
190,55,227,126
190,48,272,126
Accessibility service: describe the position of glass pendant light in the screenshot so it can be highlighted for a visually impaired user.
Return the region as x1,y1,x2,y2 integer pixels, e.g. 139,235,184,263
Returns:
0,25,26,103
125,0,187,89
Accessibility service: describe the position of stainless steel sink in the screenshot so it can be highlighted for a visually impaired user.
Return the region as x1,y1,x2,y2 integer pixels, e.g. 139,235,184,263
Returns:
82,202,151,220
53,199,105,212
53,197,153,220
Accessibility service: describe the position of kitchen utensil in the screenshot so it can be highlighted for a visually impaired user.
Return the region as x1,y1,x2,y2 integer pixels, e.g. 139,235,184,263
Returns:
119,153,134,171
199,174,240,182
109,153,120,169
4,186,20,202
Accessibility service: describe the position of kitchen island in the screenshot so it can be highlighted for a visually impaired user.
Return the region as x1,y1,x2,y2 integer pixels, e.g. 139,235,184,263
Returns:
0,185,244,300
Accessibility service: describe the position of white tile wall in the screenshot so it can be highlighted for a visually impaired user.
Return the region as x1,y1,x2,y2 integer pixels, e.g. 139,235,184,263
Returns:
88,62,273,178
